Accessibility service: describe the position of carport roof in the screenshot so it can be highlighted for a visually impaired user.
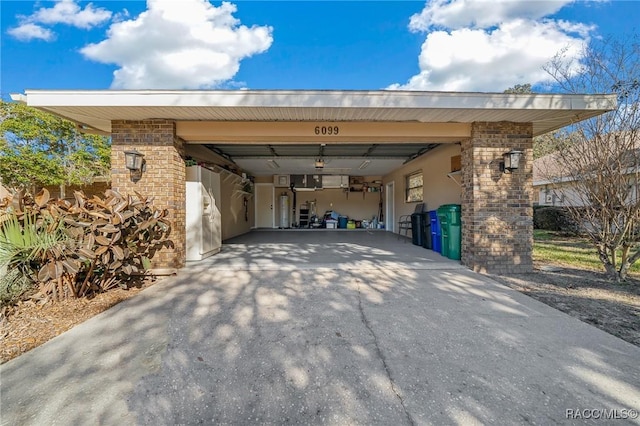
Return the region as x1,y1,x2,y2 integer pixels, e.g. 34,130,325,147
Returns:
12,89,617,137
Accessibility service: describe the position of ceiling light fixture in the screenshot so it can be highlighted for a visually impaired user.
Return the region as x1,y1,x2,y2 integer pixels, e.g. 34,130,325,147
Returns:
358,160,371,170
267,159,280,169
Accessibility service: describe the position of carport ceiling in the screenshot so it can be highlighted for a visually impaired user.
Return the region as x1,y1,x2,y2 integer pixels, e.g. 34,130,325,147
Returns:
15,90,617,137
202,143,441,176
13,89,617,177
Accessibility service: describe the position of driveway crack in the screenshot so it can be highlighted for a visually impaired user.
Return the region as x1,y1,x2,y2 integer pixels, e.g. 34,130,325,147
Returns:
354,277,416,426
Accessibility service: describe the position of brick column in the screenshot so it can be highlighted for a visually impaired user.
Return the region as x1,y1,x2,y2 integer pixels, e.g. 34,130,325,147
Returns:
111,120,186,271
461,122,533,274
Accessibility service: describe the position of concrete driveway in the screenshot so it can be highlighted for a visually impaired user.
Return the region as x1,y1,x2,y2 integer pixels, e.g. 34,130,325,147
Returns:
2,230,639,425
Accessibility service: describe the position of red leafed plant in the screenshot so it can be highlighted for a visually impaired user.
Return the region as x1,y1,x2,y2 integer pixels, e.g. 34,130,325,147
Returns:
0,188,172,304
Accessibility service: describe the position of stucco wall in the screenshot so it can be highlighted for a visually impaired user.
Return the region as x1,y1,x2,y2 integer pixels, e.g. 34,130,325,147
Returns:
382,143,462,223
254,176,274,184
255,175,383,227
293,188,382,223
220,177,254,240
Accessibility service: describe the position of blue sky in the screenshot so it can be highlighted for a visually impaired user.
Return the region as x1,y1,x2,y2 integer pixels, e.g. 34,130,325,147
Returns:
1,1,637,100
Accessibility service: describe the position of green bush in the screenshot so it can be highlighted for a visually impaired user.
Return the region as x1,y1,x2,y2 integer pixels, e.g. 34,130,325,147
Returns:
533,206,579,233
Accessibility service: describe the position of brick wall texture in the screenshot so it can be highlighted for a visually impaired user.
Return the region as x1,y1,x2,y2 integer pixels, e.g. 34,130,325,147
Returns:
111,120,186,270
461,122,534,274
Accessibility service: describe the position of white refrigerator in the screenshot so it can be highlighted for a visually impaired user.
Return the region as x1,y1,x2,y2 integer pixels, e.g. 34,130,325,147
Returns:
186,165,222,261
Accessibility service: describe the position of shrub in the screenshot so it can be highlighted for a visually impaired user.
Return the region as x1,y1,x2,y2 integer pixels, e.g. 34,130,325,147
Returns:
0,207,71,303
0,188,173,305
533,206,579,233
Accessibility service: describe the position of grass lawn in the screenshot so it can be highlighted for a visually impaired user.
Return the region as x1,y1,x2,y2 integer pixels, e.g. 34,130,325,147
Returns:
533,229,640,274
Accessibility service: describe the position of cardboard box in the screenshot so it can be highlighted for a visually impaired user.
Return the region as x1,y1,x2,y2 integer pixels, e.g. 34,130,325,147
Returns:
451,155,461,172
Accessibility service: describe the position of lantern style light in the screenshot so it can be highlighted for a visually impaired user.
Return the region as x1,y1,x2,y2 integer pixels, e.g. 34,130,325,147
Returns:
124,149,145,171
501,150,523,173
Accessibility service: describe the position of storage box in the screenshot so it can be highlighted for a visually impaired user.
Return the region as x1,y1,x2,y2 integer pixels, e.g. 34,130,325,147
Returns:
451,155,461,172
326,220,337,229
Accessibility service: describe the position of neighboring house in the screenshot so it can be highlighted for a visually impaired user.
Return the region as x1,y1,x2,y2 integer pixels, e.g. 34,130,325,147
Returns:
533,136,640,207
533,153,579,206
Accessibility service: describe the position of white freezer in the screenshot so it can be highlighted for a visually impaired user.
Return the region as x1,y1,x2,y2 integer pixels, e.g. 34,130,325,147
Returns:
186,165,222,261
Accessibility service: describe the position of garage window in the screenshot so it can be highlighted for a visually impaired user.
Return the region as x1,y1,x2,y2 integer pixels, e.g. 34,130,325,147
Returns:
405,171,423,202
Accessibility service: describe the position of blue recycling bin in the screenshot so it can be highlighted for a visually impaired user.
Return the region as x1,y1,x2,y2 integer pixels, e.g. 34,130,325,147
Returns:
429,210,441,253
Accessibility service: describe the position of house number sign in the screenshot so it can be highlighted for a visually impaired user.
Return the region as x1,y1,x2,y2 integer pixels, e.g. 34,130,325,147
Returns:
314,125,340,135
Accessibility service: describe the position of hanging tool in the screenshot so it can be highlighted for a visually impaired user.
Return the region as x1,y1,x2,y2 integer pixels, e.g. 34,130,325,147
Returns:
290,182,297,228
378,185,384,223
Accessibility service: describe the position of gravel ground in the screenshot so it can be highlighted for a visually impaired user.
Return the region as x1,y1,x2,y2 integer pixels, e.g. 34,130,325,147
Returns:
490,264,640,347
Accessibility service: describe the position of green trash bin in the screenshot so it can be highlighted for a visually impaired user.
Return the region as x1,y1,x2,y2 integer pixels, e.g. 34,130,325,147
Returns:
437,204,462,260
436,207,449,258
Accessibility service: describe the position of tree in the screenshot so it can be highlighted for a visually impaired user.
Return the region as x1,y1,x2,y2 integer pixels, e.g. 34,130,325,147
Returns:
503,83,570,159
503,83,532,94
0,101,110,191
533,131,581,159
540,33,640,281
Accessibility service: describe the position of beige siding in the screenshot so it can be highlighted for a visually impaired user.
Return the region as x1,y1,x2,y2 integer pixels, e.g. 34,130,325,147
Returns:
535,183,592,207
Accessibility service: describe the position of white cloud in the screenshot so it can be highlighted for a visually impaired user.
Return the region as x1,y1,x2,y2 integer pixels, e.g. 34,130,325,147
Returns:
80,0,273,89
391,0,595,92
8,0,112,42
7,23,55,42
31,0,112,29
408,0,573,31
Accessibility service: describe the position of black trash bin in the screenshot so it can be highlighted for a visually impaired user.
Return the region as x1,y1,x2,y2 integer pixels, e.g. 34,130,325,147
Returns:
411,212,424,246
421,212,432,249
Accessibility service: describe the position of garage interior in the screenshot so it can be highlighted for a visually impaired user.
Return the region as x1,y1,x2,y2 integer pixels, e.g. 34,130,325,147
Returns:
186,141,447,232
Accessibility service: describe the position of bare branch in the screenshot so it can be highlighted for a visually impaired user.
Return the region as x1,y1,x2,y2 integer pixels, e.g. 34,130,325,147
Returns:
541,33,640,281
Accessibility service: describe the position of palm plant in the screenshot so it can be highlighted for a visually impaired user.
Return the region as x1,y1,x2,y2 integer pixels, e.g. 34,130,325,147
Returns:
0,210,70,304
